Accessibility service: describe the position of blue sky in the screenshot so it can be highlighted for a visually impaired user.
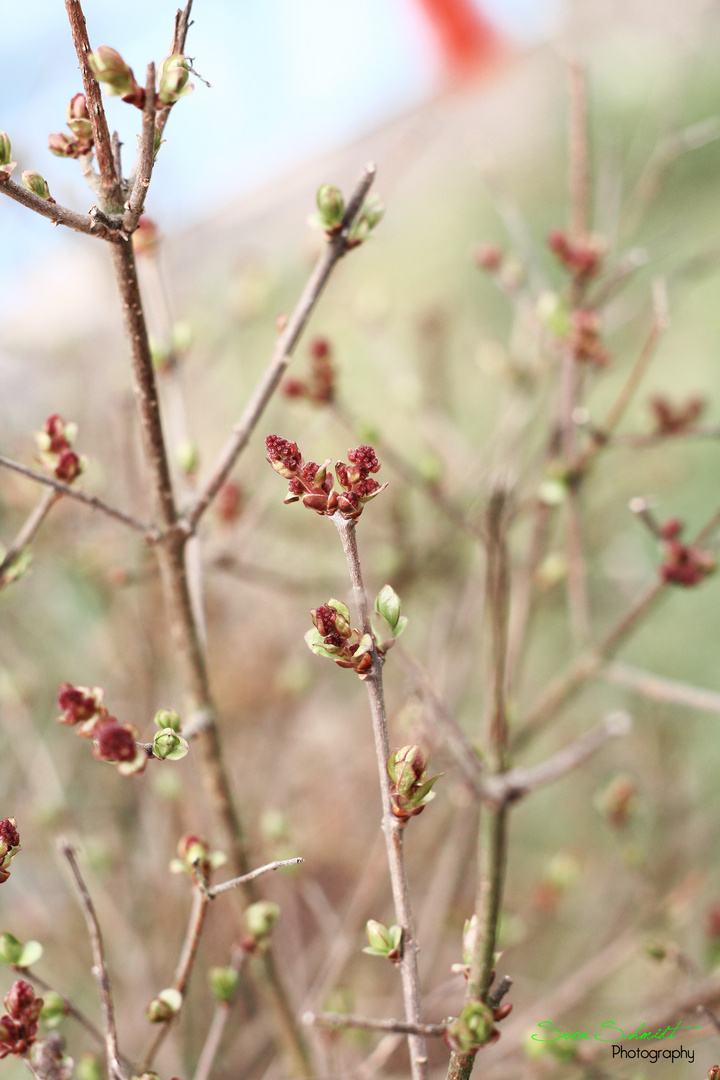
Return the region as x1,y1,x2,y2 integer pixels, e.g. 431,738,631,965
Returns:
0,0,558,288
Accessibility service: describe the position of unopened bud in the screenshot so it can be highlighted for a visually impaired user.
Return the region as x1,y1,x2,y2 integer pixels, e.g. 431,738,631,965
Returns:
158,55,193,106
154,709,181,733
48,132,79,158
176,439,199,476
360,194,384,231
76,1055,103,1080
145,988,182,1023
245,900,280,941
375,584,406,636
22,171,52,201
40,992,67,1027
316,184,344,229
208,966,240,1003
152,728,189,761
88,46,145,108
363,919,402,961
0,132,13,167
445,1001,496,1054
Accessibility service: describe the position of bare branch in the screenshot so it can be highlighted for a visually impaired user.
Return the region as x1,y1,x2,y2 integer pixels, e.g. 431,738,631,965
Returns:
61,843,125,1080
64,0,124,211
0,488,59,584
0,179,123,241
605,662,720,715
139,886,209,1073
184,162,377,530
483,711,631,806
208,858,303,898
0,454,157,538
123,64,157,233
303,1012,448,1038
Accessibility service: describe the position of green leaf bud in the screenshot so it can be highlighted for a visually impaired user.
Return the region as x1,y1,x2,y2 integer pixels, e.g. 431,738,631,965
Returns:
21,171,52,201
208,966,240,1003
316,184,344,229
244,900,280,941
0,132,13,166
152,728,189,761
154,709,181,733
40,991,67,1027
375,584,402,633
158,55,194,106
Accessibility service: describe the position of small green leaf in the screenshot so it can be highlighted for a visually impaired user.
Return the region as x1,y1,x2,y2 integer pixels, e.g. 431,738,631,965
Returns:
0,933,23,964
375,584,401,632
17,940,43,968
304,628,340,659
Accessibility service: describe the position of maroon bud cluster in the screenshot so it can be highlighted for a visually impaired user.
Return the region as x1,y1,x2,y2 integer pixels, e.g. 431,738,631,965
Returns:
48,94,94,160
547,229,605,281
35,415,85,485
0,819,21,885
265,436,386,520
93,719,138,763
649,394,704,435
0,980,42,1059
309,602,374,675
282,336,336,404
658,519,715,587
56,683,145,774
569,308,610,367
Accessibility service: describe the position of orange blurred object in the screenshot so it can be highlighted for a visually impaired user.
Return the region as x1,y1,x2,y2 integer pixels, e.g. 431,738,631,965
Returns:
413,0,504,80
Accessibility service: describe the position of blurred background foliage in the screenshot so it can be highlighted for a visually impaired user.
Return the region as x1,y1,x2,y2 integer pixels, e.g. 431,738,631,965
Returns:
3,1,720,1078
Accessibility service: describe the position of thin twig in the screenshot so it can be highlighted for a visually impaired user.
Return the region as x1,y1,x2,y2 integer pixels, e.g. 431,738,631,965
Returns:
185,163,377,530
155,0,194,142
0,179,123,241
568,61,590,241
515,498,720,749
208,858,303,898
303,1012,447,1038
605,662,720,714
192,946,246,1080
0,454,157,538
123,63,157,233
0,488,59,584
483,711,631,806
139,886,209,1073
64,0,124,212
333,515,429,1080
61,843,124,1080
579,280,668,467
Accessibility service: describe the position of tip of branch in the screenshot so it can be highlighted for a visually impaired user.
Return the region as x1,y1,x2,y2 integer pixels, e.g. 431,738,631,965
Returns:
364,161,377,179
604,710,632,738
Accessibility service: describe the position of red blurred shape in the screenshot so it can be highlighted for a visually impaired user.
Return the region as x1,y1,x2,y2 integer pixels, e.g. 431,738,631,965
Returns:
413,0,504,80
